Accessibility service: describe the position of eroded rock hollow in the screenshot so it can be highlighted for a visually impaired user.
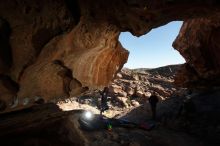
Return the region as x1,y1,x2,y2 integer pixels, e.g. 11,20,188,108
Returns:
0,0,220,114
174,17,220,87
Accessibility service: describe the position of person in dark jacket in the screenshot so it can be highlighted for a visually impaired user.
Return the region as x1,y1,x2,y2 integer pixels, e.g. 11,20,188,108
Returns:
148,92,159,120
99,87,109,115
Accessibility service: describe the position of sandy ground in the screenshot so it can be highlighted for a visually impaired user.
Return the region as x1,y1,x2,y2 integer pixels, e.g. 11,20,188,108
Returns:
57,100,139,118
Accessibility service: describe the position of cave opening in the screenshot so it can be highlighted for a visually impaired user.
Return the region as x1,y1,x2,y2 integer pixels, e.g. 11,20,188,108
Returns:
119,21,185,69
0,0,220,145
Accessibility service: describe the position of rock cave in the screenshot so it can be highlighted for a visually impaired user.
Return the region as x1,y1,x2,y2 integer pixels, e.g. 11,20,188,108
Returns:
0,0,220,146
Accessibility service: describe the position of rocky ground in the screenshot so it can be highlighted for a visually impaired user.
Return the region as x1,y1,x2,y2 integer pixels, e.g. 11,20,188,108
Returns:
55,65,220,146
1,65,219,146
57,65,184,118
0,104,204,146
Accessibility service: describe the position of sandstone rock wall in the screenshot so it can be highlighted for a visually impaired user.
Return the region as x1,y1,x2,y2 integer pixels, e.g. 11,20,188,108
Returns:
0,0,129,113
0,0,220,113
174,17,220,88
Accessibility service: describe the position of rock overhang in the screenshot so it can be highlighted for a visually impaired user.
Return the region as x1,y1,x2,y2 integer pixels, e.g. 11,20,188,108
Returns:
0,0,220,113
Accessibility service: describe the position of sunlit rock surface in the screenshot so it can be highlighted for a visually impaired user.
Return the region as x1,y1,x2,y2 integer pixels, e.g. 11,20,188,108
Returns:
0,0,220,114
0,0,129,113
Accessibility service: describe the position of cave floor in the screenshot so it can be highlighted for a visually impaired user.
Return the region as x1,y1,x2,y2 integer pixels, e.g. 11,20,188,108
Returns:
0,103,206,146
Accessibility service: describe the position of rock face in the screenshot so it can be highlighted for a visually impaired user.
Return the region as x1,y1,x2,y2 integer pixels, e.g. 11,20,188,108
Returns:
112,66,179,101
76,65,182,111
156,88,220,146
173,17,220,88
0,0,129,113
0,0,220,114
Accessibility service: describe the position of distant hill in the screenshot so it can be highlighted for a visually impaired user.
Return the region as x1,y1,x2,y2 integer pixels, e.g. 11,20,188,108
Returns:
125,64,181,78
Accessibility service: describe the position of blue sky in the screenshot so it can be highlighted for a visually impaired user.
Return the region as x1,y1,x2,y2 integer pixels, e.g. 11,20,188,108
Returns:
119,21,185,69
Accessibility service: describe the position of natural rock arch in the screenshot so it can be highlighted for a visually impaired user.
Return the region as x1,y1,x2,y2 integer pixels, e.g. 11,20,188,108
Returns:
0,0,220,113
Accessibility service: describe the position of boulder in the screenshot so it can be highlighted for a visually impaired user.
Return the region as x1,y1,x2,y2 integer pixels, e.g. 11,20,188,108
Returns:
132,74,139,81
136,90,144,98
126,87,135,96
116,73,123,79
149,85,171,98
116,96,129,108
131,100,140,107
118,91,127,97
143,92,152,98
109,84,123,94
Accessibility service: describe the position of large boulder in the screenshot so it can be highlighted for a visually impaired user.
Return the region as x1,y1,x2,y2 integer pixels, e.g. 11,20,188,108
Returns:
149,85,171,98
126,87,135,96
136,90,145,98
116,96,129,108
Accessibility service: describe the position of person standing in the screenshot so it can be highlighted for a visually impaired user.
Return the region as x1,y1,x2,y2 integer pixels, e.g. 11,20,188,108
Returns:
148,92,159,120
99,87,109,115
